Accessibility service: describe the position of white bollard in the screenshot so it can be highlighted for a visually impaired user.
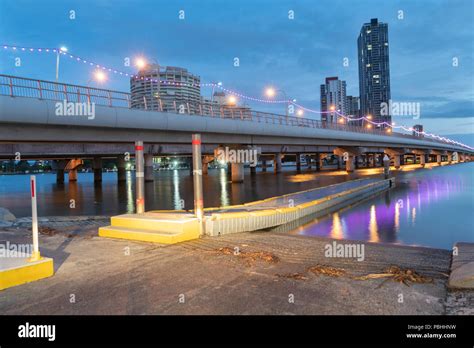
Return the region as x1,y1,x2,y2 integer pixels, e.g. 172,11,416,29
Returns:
30,175,40,261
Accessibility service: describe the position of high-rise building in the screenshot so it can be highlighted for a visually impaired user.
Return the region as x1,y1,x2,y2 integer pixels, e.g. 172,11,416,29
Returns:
130,64,201,113
346,95,361,126
358,18,391,127
320,77,347,123
346,96,360,116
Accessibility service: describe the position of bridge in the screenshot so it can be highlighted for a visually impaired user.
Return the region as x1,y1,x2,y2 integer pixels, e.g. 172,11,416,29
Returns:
0,74,472,184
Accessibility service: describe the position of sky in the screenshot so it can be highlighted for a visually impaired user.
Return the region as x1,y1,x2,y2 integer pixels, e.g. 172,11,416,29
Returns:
0,0,473,144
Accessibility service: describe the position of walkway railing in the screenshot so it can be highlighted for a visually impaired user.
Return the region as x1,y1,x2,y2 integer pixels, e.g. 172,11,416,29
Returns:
0,74,437,144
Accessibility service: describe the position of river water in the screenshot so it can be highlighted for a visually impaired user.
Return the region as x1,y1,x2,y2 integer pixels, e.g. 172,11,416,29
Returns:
1,163,472,249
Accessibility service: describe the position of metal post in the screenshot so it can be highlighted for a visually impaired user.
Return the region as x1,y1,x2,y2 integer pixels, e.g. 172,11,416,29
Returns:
30,176,40,261
135,141,145,214
38,81,43,99
383,154,391,179
9,77,13,96
192,134,205,236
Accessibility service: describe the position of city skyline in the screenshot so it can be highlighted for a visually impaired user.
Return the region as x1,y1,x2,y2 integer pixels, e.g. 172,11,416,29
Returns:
0,0,472,143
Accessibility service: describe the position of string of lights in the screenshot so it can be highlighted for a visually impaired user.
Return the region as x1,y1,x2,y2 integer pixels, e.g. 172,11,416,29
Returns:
1,44,472,149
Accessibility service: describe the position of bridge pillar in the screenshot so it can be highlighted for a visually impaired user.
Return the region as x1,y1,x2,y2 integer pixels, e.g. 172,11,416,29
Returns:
337,156,343,170
93,157,102,182
68,169,78,182
447,153,453,164
261,159,267,172
306,155,312,170
296,154,301,172
250,164,256,175
354,156,360,169
54,160,67,184
117,155,126,182
231,162,244,183
346,155,355,173
393,155,401,169
274,153,282,174
436,154,442,165
202,161,209,175
419,154,426,167
56,168,65,183
316,153,322,171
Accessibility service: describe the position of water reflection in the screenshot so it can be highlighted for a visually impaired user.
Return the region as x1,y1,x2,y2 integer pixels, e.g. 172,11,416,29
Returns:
291,164,474,249
1,163,473,249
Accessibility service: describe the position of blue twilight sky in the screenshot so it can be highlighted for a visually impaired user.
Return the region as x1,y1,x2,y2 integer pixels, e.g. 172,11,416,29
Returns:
0,0,473,144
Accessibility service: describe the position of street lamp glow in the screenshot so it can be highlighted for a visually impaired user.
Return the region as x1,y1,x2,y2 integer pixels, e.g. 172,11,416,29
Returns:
366,124,372,129
297,109,304,116
59,46,68,52
265,87,276,98
135,57,147,69
386,128,392,133
227,95,237,105
366,114,372,120
338,118,345,124
329,105,336,111
94,70,106,82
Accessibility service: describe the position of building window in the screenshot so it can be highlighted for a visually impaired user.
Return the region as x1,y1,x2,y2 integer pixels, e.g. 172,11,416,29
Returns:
367,44,372,50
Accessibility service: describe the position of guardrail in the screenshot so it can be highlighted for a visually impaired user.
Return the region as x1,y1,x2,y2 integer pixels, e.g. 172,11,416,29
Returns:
0,74,441,145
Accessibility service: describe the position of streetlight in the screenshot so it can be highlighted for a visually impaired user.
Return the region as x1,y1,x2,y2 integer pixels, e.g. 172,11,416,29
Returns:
227,95,237,106
56,46,68,82
297,109,304,117
135,57,147,70
88,70,106,85
265,86,289,117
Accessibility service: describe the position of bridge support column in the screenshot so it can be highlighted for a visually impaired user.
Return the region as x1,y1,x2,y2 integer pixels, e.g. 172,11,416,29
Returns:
316,153,322,171
68,169,78,182
296,154,301,172
393,155,401,169
57,168,65,184
346,155,355,173
202,161,209,175
419,154,426,167
250,164,256,175
354,156,360,169
307,155,312,170
117,155,126,182
231,162,244,183
261,159,267,172
447,153,452,164
274,153,282,174
54,160,67,184
93,157,102,182
437,154,442,166
337,156,343,170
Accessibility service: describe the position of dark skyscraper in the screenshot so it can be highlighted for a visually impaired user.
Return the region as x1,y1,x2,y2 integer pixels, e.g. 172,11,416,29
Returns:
358,18,391,127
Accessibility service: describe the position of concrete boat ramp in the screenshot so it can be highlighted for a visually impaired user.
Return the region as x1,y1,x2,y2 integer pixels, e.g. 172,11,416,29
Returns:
99,177,395,244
